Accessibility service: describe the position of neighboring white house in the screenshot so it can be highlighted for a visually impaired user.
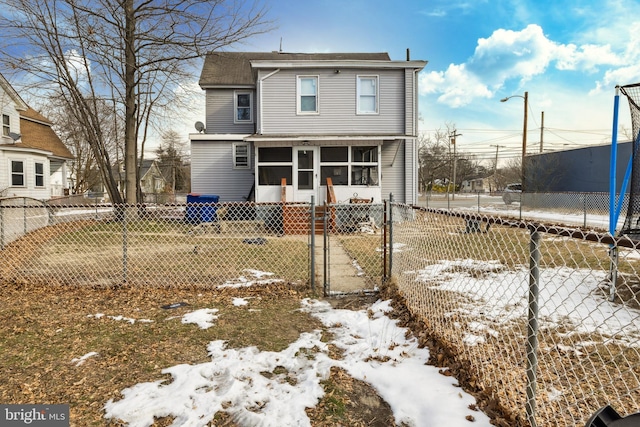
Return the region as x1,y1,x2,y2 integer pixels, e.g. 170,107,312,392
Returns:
1,73,73,200
189,51,427,204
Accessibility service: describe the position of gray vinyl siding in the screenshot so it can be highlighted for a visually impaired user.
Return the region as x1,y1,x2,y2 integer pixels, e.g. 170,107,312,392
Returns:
190,140,254,202
405,69,416,136
404,138,417,204
259,68,405,134
205,89,255,134
381,140,405,202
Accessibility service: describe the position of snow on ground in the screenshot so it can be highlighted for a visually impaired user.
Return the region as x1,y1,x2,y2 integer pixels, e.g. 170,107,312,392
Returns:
102,281,492,427
410,259,640,349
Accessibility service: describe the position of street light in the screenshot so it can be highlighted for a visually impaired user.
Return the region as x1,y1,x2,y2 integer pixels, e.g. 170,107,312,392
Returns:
500,91,528,191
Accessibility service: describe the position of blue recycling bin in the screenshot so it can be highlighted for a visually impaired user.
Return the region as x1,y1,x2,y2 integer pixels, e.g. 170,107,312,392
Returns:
186,194,219,223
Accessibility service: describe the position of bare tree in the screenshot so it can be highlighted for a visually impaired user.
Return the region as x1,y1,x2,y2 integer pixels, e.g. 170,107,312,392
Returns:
40,95,120,195
0,0,272,204
155,129,189,194
418,128,452,192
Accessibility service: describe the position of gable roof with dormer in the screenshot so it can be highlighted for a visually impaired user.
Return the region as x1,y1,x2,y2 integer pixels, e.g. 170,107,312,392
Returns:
199,52,426,89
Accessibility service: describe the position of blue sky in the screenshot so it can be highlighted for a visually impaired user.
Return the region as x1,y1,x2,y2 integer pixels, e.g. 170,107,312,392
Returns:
218,0,640,164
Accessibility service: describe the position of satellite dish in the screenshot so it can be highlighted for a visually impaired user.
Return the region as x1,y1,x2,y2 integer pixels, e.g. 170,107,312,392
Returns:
194,121,205,133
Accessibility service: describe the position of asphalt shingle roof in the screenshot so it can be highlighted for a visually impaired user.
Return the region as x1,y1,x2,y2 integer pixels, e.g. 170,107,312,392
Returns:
19,108,74,159
199,51,392,87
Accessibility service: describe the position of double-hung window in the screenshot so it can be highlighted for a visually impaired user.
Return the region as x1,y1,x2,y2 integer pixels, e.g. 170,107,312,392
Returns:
357,76,378,114
233,142,250,169
2,114,9,137
234,91,252,123
297,76,318,114
11,160,24,186
35,162,44,187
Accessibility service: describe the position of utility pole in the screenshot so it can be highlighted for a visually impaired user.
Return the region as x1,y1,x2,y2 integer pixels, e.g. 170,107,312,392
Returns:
450,131,462,200
539,111,544,153
490,144,506,192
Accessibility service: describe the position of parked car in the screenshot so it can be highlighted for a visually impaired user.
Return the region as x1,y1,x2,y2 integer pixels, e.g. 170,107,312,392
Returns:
502,183,522,204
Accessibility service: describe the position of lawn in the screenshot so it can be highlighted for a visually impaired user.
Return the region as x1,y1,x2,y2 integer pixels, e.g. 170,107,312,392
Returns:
0,280,402,426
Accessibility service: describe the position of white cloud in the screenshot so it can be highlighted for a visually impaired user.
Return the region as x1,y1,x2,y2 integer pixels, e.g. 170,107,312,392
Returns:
421,23,633,108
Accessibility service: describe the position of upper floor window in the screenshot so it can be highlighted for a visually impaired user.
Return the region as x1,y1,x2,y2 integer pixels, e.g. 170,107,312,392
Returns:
35,162,44,187
233,142,250,169
2,114,9,137
357,76,378,114
11,160,24,186
297,76,318,114
234,91,252,123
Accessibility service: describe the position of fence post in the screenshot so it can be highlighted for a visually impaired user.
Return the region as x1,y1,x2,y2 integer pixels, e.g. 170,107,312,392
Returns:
0,203,4,249
388,193,394,279
121,205,128,283
583,193,587,228
526,226,541,427
323,201,330,296
310,196,316,295
23,197,27,235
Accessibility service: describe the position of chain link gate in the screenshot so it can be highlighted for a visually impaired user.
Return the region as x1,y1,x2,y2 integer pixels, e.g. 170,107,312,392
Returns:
315,199,386,296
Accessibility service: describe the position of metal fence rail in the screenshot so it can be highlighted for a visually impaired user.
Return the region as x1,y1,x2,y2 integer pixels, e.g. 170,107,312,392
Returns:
2,195,639,426
388,203,640,426
421,191,629,230
0,201,314,289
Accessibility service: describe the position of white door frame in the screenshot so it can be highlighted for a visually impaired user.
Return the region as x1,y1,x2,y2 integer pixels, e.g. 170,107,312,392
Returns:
293,146,319,202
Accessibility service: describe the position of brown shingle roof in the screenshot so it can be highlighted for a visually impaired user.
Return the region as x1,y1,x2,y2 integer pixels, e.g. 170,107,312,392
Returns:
199,51,392,87
18,108,73,159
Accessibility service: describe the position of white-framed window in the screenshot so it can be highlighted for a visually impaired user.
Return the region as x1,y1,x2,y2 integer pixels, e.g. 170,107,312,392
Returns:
320,146,349,186
257,147,292,185
351,146,379,185
357,76,378,114
297,75,318,114
2,114,10,137
11,160,25,186
35,162,44,187
233,142,251,169
234,91,253,123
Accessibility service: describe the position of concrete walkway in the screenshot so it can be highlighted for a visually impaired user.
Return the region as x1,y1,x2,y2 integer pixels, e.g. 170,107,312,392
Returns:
311,236,375,294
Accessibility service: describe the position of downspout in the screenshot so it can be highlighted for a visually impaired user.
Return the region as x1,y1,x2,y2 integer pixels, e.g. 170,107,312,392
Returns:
258,69,280,134
411,67,420,204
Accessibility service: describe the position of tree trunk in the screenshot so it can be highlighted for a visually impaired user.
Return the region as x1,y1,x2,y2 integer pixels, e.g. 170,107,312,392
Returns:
124,0,137,205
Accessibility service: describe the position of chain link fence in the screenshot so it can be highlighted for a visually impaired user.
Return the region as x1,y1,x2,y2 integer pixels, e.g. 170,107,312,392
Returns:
0,200,316,289
2,194,639,426
388,203,640,426
421,191,629,230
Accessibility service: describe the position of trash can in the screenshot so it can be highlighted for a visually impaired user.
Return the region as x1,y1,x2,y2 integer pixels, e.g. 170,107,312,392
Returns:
185,194,219,223
198,194,219,223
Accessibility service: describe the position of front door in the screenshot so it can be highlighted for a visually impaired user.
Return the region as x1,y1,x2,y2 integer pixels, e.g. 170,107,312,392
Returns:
293,147,318,202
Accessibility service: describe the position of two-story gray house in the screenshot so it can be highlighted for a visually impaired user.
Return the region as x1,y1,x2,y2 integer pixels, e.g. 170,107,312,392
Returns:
189,51,427,204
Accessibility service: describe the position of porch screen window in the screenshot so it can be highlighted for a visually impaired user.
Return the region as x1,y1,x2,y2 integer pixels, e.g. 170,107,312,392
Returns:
233,143,250,169
35,162,44,187
297,76,318,113
258,147,292,185
2,114,9,137
320,147,348,186
351,146,379,185
235,92,252,123
11,160,24,186
357,76,378,114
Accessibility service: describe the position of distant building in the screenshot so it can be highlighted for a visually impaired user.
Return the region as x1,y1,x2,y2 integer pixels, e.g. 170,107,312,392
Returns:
525,141,632,192
1,73,73,199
